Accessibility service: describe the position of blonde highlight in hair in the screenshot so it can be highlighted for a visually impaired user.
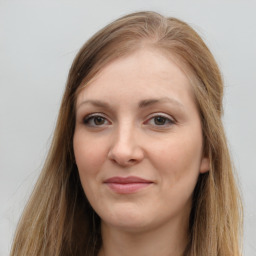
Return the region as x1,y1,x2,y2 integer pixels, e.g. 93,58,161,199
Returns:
11,11,243,256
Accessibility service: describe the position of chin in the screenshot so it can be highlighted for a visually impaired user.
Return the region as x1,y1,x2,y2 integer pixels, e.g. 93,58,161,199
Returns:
100,205,152,232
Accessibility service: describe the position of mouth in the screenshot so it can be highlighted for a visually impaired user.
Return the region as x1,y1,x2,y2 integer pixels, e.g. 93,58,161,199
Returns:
103,176,153,194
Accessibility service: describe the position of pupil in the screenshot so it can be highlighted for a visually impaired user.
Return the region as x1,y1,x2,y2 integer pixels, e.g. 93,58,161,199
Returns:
155,116,166,125
95,116,104,125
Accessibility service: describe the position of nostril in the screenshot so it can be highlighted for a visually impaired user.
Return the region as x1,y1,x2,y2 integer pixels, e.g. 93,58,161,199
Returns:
107,141,144,166
110,158,137,166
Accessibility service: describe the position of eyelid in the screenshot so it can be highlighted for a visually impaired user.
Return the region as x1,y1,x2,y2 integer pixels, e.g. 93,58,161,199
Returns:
82,113,112,126
146,112,175,121
143,112,176,126
81,112,176,128
84,112,107,119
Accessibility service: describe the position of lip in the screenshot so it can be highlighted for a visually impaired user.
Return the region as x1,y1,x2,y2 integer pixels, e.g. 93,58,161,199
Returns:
103,176,153,194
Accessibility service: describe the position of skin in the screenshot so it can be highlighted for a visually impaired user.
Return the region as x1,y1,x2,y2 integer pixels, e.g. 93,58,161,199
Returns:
73,48,209,256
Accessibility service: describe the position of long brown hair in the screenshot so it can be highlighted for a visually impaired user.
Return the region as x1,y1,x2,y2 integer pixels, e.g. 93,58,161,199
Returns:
10,11,243,256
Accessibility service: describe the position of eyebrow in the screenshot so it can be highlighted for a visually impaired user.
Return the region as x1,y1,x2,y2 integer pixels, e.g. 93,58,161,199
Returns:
77,100,110,109
138,97,184,109
77,97,184,110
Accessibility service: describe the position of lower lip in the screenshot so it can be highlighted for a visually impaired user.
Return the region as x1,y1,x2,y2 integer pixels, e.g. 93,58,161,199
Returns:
105,182,152,194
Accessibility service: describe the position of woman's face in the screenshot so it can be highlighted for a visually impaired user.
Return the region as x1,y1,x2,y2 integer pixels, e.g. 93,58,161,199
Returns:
73,48,209,233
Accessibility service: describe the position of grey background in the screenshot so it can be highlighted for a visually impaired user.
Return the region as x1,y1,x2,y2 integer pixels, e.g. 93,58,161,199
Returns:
1,0,255,255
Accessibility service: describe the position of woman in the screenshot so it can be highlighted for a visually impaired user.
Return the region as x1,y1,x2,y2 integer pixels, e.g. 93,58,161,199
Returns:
10,11,243,256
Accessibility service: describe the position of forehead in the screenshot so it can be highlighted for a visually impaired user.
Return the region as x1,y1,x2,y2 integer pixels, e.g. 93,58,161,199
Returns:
76,48,195,105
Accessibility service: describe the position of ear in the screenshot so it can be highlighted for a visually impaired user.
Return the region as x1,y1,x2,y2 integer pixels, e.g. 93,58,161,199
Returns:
199,156,210,173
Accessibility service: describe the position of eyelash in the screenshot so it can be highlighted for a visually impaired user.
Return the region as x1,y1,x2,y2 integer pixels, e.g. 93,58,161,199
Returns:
83,113,110,127
82,113,175,128
145,114,175,127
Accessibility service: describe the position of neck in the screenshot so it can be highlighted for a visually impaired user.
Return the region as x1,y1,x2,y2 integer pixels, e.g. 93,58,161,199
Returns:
98,216,189,256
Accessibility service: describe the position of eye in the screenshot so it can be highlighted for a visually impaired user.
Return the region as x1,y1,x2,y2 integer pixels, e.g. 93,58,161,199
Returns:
145,114,175,127
83,114,110,127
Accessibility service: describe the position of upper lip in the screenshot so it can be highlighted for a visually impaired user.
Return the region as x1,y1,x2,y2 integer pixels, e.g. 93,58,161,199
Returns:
104,176,153,184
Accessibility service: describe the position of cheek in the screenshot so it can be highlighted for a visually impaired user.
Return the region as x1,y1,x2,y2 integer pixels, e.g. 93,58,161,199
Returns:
73,131,109,207
150,134,202,214
151,131,203,183
73,131,107,177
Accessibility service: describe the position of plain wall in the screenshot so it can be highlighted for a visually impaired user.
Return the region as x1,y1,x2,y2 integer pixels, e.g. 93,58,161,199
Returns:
1,0,255,255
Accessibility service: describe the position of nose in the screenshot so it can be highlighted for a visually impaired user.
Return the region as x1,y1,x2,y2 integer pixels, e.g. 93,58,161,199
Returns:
107,124,144,167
